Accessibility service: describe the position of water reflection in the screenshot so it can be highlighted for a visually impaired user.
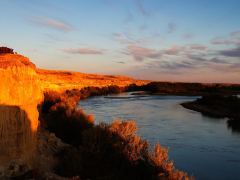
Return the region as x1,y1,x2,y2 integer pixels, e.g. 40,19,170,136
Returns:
79,93,240,180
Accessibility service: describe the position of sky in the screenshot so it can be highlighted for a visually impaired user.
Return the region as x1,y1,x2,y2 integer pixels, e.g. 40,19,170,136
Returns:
0,0,240,83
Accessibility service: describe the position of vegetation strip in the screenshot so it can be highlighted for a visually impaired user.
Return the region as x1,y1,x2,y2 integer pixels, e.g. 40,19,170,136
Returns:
39,86,192,180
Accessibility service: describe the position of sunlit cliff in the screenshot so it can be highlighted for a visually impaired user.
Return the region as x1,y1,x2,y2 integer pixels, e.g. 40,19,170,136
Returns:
0,54,42,166
37,69,148,92
0,53,148,169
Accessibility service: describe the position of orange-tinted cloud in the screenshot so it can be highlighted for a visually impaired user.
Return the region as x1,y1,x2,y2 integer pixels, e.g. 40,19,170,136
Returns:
125,44,162,61
165,46,184,55
62,48,104,55
30,17,73,32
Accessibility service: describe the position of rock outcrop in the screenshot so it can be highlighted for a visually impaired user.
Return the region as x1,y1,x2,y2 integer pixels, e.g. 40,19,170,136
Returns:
0,52,148,175
0,54,43,167
0,52,193,179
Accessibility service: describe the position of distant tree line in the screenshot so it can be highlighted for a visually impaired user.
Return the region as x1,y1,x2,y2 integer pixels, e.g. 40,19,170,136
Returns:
126,82,240,96
181,95,240,133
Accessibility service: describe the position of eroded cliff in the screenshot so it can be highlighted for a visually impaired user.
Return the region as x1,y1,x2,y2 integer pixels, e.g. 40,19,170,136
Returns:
0,54,43,166
0,53,191,179
0,53,147,167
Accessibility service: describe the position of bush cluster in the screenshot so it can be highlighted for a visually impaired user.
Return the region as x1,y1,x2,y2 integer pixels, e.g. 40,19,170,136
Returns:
128,82,240,96
0,47,14,54
40,91,94,146
40,89,192,180
196,95,240,132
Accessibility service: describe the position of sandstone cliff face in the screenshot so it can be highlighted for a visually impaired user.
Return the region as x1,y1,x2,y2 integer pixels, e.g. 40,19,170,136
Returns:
0,53,148,169
0,54,43,166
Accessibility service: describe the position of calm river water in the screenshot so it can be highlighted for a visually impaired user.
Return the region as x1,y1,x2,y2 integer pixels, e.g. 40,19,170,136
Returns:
79,93,240,180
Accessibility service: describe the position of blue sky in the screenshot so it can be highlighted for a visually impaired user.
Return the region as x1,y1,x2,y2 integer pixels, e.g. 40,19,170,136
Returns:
1,0,240,83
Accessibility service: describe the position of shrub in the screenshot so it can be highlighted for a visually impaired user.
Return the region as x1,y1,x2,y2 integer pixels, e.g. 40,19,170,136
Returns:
126,83,142,92
40,90,192,180
0,47,14,54
40,91,94,146
54,120,191,180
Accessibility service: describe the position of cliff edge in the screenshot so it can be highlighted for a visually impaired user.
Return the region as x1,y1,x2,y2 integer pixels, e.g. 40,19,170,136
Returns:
37,69,148,92
0,53,148,168
0,54,43,167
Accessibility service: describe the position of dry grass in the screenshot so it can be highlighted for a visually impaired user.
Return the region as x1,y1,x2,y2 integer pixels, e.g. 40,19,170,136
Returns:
37,68,149,92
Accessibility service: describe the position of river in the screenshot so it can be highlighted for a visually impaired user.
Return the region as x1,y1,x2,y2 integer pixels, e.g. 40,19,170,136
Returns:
79,92,240,180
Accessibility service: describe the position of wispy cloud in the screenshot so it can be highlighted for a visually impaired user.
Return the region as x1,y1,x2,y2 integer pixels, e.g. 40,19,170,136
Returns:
145,59,198,74
230,31,240,37
186,54,208,62
211,31,240,46
189,44,207,51
125,44,162,61
167,22,177,33
147,54,235,74
116,61,125,64
30,16,73,32
112,32,149,45
44,33,70,42
211,37,237,45
160,61,195,71
124,43,208,62
112,33,133,44
119,37,240,75
62,48,104,55
135,0,151,17
124,11,134,23
139,24,148,31
165,46,184,55
116,32,240,74
210,57,230,64
182,33,194,39
219,46,240,57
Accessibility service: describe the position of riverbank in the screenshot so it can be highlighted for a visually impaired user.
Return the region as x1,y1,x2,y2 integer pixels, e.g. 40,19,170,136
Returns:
1,52,239,179
128,82,240,96
38,89,191,180
0,53,188,179
181,95,240,132
79,93,240,180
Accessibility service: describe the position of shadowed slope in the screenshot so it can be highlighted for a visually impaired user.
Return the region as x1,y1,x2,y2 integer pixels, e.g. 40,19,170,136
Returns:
0,105,33,165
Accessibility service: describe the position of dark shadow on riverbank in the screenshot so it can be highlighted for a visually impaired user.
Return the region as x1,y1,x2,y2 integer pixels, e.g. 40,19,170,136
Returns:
227,119,240,133
0,105,38,179
181,95,240,133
